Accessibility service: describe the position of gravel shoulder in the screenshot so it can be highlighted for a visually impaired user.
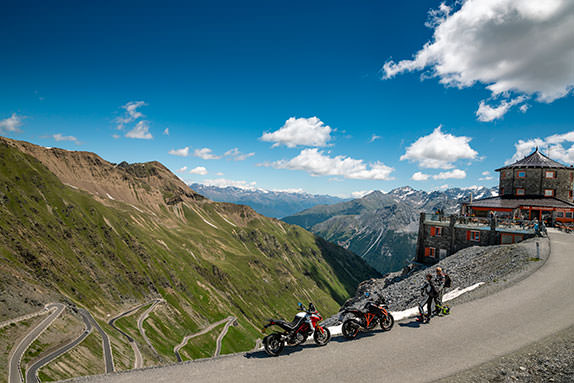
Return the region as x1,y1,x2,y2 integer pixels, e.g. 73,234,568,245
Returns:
325,235,550,325
437,324,574,383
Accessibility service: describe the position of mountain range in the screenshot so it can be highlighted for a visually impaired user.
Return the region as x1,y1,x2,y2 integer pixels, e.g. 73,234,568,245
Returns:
188,183,347,218
283,186,498,274
0,137,378,381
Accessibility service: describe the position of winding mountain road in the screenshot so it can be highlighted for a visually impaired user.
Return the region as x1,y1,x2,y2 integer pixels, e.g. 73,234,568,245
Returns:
8,303,64,383
136,299,163,357
83,310,114,373
108,303,148,369
26,309,92,383
69,229,574,383
173,316,236,362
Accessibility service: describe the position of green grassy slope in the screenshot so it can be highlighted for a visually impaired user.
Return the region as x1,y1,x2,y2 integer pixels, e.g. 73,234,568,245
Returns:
0,139,378,380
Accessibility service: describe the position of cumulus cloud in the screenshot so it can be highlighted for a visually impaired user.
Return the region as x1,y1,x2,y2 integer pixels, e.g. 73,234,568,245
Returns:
433,169,467,180
52,133,79,144
189,166,208,175
411,171,430,181
369,134,381,143
351,190,376,198
261,117,332,148
201,178,257,190
0,113,24,133
401,126,478,169
194,148,221,160
479,170,494,181
507,130,574,165
382,0,574,120
116,101,146,129
265,148,394,180
224,148,255,161
163,128,169,135
476,96,527,122
125,121,153,139
177,166,188,173
169,146,190,157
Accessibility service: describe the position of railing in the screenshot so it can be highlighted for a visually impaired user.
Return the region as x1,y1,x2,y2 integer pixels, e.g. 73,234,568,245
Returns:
455,216,490,227
425,213,538,232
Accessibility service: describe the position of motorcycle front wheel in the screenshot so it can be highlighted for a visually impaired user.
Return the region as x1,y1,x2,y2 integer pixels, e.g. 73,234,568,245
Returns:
263,333,285,356
380,314,394,331
313,327,331,346
341,320,360,339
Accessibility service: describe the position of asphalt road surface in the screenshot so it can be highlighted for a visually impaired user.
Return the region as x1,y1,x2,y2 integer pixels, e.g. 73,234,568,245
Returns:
68,229,574,383
26,309,92,383
8,303,64,383
83,310,115,373
108,303,147,369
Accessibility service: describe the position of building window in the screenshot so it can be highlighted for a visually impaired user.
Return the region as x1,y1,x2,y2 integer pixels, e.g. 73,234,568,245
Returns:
544,189,555,197
467,230,480,242
439,249,447,258
570,190,573,199
430,226,442,237
557,212,564,218
424,247,436,258
517,171,526,178
566,212,573,219
515,188,525,196
545,170,556,178
500,187,505,195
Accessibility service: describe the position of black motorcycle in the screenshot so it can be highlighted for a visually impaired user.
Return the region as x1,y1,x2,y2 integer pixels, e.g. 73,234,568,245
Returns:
340,292,394,339
262,302,331,356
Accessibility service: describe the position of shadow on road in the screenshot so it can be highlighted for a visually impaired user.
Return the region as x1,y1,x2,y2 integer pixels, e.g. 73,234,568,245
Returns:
399,319,425,328
330,331,378,343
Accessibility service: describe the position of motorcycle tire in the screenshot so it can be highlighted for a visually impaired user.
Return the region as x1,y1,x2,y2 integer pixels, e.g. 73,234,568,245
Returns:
263,333,285,356
313,326,331,346
380,313,394,331
341,320,360,339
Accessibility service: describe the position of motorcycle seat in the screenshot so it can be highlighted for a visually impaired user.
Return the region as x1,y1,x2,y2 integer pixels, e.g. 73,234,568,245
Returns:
272,317,303,331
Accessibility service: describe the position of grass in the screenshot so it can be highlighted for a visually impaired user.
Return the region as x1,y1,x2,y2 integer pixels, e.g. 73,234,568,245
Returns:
0,140,378,374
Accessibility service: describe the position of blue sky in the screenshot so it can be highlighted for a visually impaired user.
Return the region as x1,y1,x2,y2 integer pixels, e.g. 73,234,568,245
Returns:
1,0,573,197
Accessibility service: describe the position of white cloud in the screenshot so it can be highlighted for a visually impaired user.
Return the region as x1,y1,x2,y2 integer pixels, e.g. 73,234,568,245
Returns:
507,131,574,165
169,146,190,157
112,134,121,139
411,171,430,181
266,148,394,180
216,172,224,176
382,0,574,119
125,121,153,139
481,171,490,176
479,176,494,181
224,148,255,161
433,169,467,180
438,184,449,190
519,104,530,113
194,148,221,160
52,133,79,144
116,101,146,129
163,128,169,135
401,126,478,169
0,113,24,133
177,166,188,173
261,117,332,148
189,166,208,175
476,96,527,122
351,190,375,198
369,134,381,143
200,178,257,190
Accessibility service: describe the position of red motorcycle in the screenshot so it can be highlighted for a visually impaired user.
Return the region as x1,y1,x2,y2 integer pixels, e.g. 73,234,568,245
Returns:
340,292,394,339
262,302,331,356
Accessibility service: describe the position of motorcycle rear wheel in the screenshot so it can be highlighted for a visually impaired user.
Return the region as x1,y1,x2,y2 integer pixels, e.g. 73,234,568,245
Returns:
313,327,331,346
341,320,360,339
263,333,285,356
380,314,394,331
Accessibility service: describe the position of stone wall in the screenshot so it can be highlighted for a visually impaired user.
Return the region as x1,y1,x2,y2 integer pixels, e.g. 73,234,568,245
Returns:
498,167,574,201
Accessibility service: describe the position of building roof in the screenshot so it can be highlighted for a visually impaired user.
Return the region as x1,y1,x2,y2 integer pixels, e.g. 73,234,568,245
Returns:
466,196,574,209
496,148,571,171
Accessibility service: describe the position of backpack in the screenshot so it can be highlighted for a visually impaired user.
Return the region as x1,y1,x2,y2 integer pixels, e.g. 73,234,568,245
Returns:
444,274,452,288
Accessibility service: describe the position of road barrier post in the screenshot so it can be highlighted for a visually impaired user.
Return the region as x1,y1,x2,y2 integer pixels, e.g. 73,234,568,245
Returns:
536,242,540,260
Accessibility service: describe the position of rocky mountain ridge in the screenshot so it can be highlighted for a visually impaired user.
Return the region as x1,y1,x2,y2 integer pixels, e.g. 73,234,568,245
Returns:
283,186,498,274
0,136,378,381
188,183,347,218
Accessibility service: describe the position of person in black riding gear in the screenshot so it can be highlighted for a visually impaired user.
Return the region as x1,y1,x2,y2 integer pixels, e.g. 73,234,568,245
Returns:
434,267,446,313
419,273,438,322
